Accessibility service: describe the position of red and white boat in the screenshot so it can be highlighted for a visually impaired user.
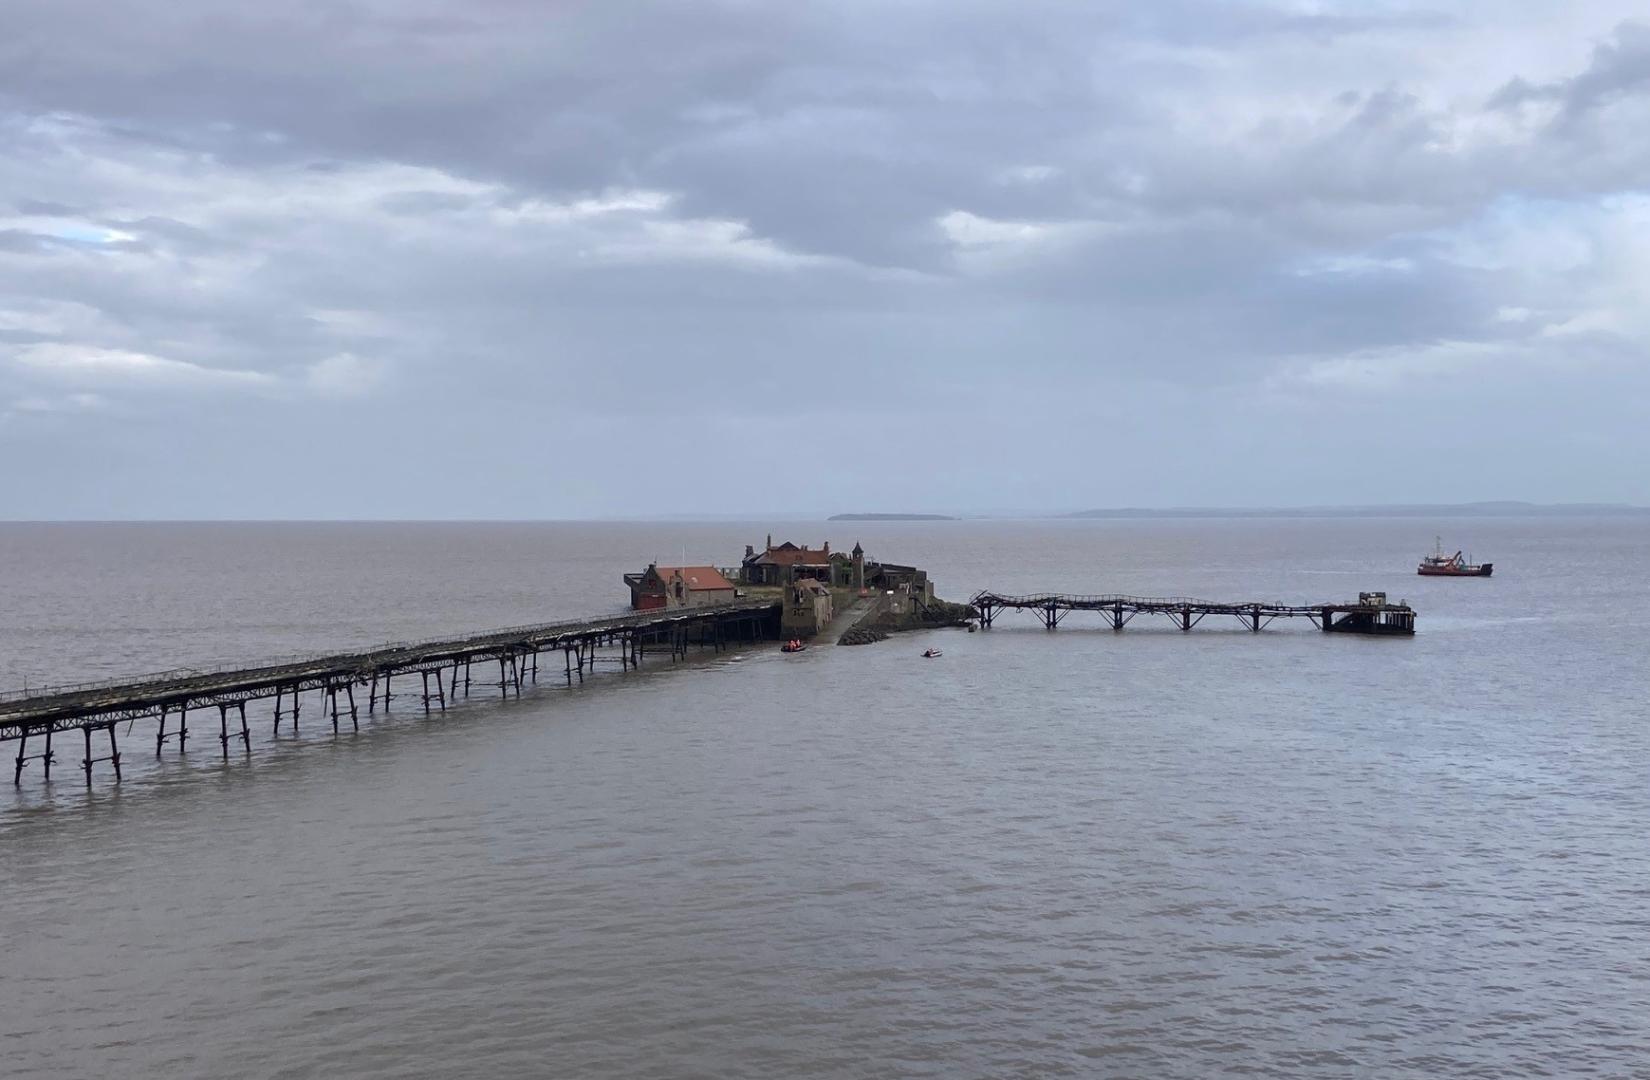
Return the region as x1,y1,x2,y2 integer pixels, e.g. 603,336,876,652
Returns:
1417,537,1493,577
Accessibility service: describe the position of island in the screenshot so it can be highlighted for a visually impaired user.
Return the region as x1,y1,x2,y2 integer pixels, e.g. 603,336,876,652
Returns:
827,513,957,521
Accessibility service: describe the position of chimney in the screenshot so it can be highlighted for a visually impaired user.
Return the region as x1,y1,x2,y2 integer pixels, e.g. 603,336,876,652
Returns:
766,533,772,550
823,541,830,556
745,544,754,558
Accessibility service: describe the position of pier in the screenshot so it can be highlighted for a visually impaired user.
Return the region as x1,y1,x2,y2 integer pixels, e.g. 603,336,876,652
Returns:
971,592,1416,635
3,600,779,786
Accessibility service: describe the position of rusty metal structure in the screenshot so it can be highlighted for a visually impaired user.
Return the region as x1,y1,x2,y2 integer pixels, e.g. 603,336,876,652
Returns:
971,592,1416,635
4,600,779,786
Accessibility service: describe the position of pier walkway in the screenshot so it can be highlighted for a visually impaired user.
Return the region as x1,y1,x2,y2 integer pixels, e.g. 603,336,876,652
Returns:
4,599,779,785
972,592,1416,635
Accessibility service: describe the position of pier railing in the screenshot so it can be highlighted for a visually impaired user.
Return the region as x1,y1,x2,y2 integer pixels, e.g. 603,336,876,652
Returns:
0,601,777,707
970,591,1416,634
4,598,785,785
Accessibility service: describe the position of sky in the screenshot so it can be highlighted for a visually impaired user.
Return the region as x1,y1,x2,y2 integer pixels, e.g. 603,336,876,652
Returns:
1,1,1647,519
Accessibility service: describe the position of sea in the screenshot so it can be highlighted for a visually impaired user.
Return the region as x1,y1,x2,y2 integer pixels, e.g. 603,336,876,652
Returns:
2,517,1648,1078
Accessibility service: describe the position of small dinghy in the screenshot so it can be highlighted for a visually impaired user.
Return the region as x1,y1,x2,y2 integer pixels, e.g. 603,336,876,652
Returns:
922,648,942,658
781,639,807,653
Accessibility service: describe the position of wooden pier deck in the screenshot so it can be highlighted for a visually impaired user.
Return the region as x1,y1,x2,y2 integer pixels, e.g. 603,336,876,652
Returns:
4,599,780,785
971,592,1416,635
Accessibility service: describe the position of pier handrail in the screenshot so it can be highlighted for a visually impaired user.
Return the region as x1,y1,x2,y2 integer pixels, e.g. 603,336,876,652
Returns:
969,591,1412,613
0,598,780,708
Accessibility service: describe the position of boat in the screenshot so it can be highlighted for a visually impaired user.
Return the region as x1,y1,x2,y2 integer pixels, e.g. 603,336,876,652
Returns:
921,648,942,658
781,639,807,653
1417,537,1493,577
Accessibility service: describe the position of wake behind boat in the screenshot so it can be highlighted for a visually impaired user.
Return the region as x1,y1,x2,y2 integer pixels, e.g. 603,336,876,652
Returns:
1418,537,1493,577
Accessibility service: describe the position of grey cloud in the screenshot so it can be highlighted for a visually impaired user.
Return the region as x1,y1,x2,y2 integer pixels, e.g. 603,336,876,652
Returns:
14,198,80,215
1490,21,1650,115
1,1,1648,516
0,229,54,253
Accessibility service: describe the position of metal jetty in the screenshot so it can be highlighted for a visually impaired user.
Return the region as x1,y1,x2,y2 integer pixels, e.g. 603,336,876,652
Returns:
4,600,780,786
971,591,1416,635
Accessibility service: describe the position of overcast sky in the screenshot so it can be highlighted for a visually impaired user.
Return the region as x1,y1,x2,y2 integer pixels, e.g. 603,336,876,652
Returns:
2,2,1647,518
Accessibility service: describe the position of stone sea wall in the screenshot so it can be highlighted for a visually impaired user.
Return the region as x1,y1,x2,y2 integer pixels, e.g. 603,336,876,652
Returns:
837,595,974,646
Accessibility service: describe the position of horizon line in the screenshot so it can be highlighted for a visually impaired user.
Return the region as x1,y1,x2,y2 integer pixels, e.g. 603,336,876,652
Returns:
1,500,1648,525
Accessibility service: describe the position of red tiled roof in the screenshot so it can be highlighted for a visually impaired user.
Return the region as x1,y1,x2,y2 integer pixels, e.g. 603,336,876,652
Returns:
654,566,735,592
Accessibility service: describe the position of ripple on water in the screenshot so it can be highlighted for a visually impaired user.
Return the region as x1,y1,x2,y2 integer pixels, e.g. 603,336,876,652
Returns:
5,520,1650,1077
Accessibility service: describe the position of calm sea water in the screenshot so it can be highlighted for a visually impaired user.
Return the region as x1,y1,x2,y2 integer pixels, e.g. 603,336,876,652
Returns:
3,518,1648,1078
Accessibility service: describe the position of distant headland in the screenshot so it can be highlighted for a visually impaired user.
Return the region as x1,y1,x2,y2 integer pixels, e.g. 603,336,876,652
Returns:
828,513,958,522
1061,501,1650,519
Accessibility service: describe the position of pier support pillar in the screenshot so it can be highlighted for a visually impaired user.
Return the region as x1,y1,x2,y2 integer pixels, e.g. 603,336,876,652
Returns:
81,723,121,785
15,727,57,783
217,703,250,756
324,681,353,732
13,726,28,784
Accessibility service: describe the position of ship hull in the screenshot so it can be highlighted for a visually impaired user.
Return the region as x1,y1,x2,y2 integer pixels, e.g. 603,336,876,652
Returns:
1417,563,1493,577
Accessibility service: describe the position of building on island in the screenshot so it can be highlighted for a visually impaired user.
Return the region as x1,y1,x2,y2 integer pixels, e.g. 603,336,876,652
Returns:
623,564,737,610
740,536,848,586
781,578,834,638
865,560,932,602
737,535,929,601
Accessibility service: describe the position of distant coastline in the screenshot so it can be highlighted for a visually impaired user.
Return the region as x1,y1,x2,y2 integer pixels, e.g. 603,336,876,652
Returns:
1060,501,1650,520
828,513,958,522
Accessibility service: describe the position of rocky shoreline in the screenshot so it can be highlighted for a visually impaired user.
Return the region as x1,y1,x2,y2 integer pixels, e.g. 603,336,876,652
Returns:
837,597,974,646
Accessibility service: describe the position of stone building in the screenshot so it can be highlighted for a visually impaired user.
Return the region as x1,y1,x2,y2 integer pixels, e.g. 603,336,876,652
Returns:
740,536,847,586
623,564,737,610
865,560,932,602
781,578,834,638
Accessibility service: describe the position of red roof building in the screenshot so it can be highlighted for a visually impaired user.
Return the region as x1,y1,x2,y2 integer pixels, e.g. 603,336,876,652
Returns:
623,564,736,610
741,536,845,585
